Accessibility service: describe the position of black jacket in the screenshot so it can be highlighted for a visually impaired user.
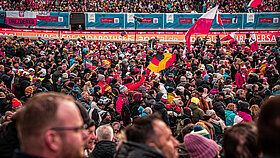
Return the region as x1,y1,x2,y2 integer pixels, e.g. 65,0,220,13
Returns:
213,97,226,121
153,101,170,126
0,121,20,158
90,141,116,158
12,150,41,158
115,141,165,158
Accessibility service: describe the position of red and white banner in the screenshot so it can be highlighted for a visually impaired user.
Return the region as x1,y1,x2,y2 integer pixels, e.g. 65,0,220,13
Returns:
249,34,258,51
6,11,37,26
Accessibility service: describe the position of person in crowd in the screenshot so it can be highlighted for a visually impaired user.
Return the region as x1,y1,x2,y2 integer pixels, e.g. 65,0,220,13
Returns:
223,122,258,158
90,125,116,158
258,95,280,158
115,113,179,158
13,92,88,158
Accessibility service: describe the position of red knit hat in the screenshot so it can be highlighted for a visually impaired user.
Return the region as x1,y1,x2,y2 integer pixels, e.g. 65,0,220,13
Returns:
12,98,22,108
184,134,219,158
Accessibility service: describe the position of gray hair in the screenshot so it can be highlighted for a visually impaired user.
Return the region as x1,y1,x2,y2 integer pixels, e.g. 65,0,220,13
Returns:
96,125,114,141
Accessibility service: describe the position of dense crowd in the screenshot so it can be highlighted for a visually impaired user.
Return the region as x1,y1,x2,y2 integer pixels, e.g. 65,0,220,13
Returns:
0,34,280,158
0,0,280,13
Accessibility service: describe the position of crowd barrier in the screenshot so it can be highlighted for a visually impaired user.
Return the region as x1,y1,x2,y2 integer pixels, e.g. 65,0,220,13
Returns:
0,28,279,43
0,11,279,30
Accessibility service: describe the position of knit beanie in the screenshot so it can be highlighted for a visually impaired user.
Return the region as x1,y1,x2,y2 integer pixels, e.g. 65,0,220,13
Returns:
25,86,33,94
184,133,219,158
5,111,13,119
119,85,128,94
191,126,211,139
191,97,200,105
98,74,105,81
12,98,22,108
161,94,168,103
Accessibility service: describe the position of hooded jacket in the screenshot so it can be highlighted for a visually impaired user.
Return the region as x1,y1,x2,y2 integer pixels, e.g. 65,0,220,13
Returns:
188,102,205,123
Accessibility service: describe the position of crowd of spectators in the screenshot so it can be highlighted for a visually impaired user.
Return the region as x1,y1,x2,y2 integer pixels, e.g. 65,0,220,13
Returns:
0,0,279,13
0,34,279,158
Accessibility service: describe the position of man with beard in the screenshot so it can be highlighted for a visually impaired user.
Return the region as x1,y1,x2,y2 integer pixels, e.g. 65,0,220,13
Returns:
116,113,179,158
13,92,88,158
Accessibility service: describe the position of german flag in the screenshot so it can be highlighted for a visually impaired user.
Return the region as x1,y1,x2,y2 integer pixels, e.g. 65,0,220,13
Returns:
103,59,111,67
147,53,176,73
210,41,215,47
179,42,184,48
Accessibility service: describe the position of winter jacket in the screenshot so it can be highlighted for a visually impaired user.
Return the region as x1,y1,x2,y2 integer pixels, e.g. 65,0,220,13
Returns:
116,94,128,114
115,141,165,158
237,111,252,122
165,79,176,89
90,141,117,158
186,97,209,113
235,72,247,89
0,121,20,158
188,102,205,123
153,101,170,126
124,75,145,92
213,97,226,121
225,110,236,126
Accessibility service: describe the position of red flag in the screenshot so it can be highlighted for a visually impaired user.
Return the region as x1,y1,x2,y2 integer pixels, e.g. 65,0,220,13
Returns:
248,0,263,8
185,6,219,51
249,34,258,51
217,11,223,26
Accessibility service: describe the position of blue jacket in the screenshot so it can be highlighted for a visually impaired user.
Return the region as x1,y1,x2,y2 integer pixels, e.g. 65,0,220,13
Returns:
225,110,236,126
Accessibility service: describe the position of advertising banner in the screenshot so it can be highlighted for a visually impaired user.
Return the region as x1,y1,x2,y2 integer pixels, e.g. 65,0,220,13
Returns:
1,28,278,43
6,11,37,26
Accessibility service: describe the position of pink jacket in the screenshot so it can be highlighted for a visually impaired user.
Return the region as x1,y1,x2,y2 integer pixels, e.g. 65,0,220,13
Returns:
235,72,247,89
237,111,252,122
116,93,128,114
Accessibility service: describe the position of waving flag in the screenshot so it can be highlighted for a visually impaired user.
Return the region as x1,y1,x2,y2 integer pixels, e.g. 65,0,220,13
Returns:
249,34,258,51
248,0,263,8
147,53,176,73
217,11,223,26
221,32,239,45
185,5,219,51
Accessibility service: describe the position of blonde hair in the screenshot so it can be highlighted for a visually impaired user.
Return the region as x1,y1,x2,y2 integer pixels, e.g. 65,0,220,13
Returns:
226,103,236,111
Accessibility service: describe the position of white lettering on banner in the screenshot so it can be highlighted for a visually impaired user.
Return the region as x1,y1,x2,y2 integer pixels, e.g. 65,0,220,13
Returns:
272,35,276,41
38,11,50,16
58,17,63,22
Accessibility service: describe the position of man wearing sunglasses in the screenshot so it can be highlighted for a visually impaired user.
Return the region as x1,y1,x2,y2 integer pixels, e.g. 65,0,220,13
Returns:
13,92,88,158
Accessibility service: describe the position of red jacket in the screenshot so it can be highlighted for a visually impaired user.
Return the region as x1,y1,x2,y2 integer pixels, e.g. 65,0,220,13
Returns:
124,75,145,91
235,72,247,89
